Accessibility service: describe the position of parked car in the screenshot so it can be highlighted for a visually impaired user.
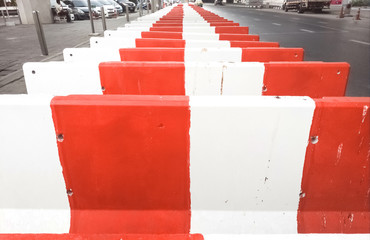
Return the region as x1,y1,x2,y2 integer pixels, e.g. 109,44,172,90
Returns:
63,0,100,19
114,0,136,12
93,0,117,17
50,0,75,21
62,0,89,19
214,0,223,5
136,0,149,10
97,0,118,17
106,0,124,15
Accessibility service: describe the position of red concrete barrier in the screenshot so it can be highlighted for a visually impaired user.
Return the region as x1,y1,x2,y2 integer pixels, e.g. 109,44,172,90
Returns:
0,234,203,240
230,41,280,48
242,47,304,61
298,97,370,233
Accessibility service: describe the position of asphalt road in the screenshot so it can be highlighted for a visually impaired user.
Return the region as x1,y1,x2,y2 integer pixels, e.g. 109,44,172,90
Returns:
204,4,370,97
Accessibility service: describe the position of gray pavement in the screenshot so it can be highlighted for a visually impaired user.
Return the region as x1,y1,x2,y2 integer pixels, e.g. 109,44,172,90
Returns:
0,12,143,94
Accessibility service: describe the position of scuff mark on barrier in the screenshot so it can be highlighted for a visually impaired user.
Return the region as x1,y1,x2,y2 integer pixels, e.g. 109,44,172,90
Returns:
220,64,227,95
322,214,327,229
348,213,354,223
137,79,142,94
335,143,343,166
362,105,368,123
358,105,368,134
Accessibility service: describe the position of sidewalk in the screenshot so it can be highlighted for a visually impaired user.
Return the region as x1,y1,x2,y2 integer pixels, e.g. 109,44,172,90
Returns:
0,12,143,94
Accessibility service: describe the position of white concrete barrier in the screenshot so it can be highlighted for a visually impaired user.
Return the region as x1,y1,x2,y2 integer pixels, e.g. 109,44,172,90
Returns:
0,95,69,233
63,48,121,63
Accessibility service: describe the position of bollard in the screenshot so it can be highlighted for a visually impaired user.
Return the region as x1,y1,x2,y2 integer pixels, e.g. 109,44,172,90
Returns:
339,6,344,18
139,0,143,17
151,0,155,12
101,6,107,31
87,0,97,35
147,0,150,14
32,11,48,56
124,4,130,23
355,8,361,20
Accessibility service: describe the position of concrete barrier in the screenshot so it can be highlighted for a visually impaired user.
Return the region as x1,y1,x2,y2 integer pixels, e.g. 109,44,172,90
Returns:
89,37,278,48
124,22,239,28
119,47,303,62
149,26,249,34
23,61,348,98
104,30,259,41
0,235,203,240
63,48,121,63
5,3,369,237
0,95,368,234
63,47,303,63
105,30,260,42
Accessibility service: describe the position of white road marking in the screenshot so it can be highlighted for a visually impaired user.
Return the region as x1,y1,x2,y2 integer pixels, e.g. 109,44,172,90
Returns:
350,39,370,46
254,18,261,21
318,25,342,31
300,28,315,33
272,23,281,26
291,17,300,20
318,21,328,24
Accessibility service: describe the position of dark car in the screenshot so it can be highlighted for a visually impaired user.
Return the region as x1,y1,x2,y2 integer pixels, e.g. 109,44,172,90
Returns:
63,0,98,19
62,0,89,19
136,0,150,10
114,0,136,12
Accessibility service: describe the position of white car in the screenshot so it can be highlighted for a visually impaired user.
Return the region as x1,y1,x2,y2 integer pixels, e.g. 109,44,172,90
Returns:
92,0,117,18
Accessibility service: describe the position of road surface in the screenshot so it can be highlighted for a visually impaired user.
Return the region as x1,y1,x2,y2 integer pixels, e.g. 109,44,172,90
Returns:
204,4,370,96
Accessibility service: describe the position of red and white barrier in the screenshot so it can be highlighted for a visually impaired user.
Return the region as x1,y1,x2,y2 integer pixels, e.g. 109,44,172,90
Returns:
23,61,348,98
90,37,279,49
105,31,260,41
5,3,369,238
0,95,368,235
63,47,304,63
118,47,304,62
0,235,203,240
